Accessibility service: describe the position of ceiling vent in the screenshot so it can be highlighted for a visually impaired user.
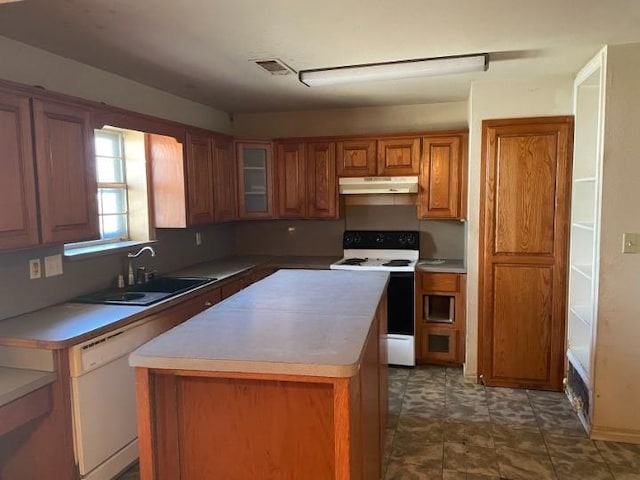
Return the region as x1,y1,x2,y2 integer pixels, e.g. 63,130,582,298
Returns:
253,59,295,76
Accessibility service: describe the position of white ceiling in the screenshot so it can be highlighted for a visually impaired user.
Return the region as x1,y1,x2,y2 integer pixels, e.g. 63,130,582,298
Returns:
1,0,639,114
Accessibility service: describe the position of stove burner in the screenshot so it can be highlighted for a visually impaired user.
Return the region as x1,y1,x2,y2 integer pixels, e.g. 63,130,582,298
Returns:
341,258,367,266
382,259,411,267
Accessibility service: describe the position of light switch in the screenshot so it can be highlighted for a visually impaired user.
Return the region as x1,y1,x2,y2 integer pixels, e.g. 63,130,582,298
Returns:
44,254,64,277
622,233,638,254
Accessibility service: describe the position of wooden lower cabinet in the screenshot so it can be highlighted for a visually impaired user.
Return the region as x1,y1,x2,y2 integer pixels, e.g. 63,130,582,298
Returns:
135,302,387,479
416,272,466,365
0,350,77,480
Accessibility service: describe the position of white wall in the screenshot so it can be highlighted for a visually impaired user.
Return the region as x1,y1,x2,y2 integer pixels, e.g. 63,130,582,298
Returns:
0,35,231,132
592,43,640,434
466,76,574,377
232,102,468,137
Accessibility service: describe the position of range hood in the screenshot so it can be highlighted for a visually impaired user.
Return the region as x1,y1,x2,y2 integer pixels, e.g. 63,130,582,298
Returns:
339,176,419,194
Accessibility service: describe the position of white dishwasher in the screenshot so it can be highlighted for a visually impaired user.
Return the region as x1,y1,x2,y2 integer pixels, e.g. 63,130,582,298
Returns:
69,318,168,480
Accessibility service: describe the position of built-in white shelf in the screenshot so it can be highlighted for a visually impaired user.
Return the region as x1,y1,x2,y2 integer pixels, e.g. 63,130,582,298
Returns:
567,348,591,387
575,177,596,183
570,304,593,326
573,221,595,231
572,264,593,280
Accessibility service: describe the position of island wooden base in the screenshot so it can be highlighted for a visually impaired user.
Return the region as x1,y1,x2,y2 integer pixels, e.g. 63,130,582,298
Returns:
135,303,387,480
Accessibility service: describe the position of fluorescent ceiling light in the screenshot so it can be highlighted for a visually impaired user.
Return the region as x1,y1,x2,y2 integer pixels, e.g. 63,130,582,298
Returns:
299,53,489,87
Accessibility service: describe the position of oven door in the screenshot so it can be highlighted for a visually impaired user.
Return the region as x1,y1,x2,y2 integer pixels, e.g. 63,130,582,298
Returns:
386,272,416,366
387,272,414,335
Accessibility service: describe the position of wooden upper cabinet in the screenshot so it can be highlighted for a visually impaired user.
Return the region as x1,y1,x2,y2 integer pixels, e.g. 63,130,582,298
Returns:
377,137,420,176
336,138,376,177
418,133,467,219
236,141,275,219
147,133,188,228
0,93,39,250
213,136,237,223
276,142,307,218
149,131,220,228
32,99,99,244
307,141,338,219
185,132,215,225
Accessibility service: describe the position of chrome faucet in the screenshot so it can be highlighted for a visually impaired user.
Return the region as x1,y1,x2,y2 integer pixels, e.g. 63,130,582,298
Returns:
127,246,156,285
128,246,156,259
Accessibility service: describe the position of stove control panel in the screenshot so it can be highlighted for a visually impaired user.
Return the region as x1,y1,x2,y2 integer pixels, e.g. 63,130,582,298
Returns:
342,230,419,250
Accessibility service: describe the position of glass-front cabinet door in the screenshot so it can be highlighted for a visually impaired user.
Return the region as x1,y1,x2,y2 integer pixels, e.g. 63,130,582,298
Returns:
236,141,275,219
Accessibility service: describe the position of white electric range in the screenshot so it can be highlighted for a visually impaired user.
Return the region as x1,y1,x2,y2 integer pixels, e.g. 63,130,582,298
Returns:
330,230,419,366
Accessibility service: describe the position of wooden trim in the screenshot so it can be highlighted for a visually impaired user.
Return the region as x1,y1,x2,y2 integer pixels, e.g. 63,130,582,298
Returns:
150,367,343,385
275,128,468,144
135,368,156,480
333,378,351,480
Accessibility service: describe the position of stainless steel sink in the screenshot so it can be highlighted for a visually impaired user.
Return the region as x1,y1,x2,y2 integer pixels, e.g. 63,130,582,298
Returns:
73,277,216,306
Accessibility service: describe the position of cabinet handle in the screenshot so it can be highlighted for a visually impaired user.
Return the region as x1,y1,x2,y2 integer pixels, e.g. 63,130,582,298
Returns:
204,301,213,307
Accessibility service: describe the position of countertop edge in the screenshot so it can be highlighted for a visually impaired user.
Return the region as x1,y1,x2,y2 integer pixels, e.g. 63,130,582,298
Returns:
129,355,359,378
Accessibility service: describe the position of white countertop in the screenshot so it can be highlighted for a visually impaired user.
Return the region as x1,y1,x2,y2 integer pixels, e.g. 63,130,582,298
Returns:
0,367,56,407
0,302,146,347
416,259,466,273
130,269,389,378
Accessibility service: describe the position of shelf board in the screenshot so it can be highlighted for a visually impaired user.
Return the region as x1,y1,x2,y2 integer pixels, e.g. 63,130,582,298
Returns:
574,177,596,183
573,221,595,231
245,191,266,195
570,304,593,326
571,264,593,280
567,349,591,387
243,166,266,171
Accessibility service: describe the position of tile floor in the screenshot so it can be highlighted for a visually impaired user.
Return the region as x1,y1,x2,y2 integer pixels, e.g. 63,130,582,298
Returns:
116,366,640,480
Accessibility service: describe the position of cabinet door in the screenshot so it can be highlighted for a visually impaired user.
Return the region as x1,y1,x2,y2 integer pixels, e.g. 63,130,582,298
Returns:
276,142,306,218
147,134,188,228
185,132,215,225
0,93,39,250
236,141,275,219
418,134,465,219
307,141,338,218
32,99,99,244
377,137,420,176
336,139,376,177
213,137,237,222
479,117,572,391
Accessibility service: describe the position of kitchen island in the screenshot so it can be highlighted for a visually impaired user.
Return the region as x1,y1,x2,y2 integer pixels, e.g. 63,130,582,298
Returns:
130,269,389,480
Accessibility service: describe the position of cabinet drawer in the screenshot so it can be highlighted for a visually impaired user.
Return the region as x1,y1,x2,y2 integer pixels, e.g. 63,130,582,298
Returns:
418,273,459,292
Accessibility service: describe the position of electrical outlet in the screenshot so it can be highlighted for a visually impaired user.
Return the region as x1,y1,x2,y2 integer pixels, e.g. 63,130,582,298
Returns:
195,232,202,246
44,254,63,277
29,259,41,280
622,233,638,254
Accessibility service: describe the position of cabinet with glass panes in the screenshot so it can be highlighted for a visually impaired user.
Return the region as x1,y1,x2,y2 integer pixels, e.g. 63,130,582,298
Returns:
235,141,275,219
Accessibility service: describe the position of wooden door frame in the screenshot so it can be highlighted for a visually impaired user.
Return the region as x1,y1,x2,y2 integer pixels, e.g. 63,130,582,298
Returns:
478,115,574,388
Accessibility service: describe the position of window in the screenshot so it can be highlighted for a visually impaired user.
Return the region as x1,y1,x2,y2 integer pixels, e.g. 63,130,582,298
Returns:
95,130,129,241
65,127,152,255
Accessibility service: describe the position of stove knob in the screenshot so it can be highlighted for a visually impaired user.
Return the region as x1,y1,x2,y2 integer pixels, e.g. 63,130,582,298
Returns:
406,233,417,246
376,233,385,244
353,234,362,245
344,233,354,247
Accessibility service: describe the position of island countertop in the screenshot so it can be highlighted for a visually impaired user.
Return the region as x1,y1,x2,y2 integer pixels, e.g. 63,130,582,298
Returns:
129,269,389,378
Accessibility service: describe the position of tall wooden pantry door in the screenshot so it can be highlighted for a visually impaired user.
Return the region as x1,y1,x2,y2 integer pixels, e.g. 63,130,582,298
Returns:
479,116,573,391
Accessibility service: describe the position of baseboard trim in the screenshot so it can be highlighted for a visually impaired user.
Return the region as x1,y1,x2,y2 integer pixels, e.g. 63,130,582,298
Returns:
591,426,640,445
